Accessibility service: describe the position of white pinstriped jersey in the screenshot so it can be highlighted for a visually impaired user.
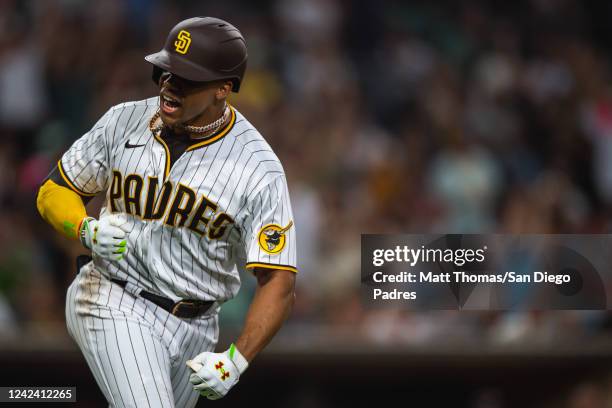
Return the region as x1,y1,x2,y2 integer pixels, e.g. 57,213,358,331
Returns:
59,97,297,302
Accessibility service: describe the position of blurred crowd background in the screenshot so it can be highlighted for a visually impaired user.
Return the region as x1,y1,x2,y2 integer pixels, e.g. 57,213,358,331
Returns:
1,0,612,406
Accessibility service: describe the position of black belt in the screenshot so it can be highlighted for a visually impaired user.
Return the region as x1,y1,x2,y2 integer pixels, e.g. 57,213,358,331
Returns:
75,255,213,319
110,279,214,319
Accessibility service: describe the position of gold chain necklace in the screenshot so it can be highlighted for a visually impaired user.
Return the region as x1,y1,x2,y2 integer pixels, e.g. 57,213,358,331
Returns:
149,104,230,138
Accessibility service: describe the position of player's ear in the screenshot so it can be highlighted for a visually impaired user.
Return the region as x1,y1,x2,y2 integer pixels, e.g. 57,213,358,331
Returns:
215,81,232,100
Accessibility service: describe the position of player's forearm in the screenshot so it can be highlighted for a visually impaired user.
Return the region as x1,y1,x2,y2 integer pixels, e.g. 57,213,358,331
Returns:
234,269,296,362
36,179,88,240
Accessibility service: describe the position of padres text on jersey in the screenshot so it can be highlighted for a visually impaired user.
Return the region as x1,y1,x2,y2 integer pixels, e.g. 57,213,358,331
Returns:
58,97,297,302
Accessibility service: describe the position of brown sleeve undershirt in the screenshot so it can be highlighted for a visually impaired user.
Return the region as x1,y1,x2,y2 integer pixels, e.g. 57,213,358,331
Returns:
44,165,95,205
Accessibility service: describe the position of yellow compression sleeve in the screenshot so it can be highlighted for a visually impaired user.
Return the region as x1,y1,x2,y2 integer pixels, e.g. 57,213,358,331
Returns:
37,179,88,240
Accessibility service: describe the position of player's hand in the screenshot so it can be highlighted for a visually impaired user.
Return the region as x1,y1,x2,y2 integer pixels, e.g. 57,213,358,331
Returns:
79,214,129,260
186,344,249,400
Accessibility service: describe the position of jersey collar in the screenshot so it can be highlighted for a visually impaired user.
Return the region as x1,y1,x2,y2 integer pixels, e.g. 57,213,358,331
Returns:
186,105,236,151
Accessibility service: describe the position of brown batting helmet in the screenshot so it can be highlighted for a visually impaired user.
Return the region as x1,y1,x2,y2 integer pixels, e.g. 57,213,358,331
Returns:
145,17,247,92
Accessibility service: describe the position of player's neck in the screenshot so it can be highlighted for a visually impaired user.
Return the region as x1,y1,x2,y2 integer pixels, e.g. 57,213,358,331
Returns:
186,102,229,140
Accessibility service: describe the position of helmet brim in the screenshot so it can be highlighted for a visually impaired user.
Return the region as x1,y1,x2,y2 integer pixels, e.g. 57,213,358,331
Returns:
144,50,241,92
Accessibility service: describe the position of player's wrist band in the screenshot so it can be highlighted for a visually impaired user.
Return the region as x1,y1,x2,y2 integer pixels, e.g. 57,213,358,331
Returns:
228,343,249,374
79,217,96,249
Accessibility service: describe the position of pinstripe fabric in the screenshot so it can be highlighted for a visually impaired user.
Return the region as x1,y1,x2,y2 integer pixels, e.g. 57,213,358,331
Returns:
61,97,296,406
66,262,217,407
60,97,297,302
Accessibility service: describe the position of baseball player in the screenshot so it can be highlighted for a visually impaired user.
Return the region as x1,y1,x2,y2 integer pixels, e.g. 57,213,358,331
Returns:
36,17,297,407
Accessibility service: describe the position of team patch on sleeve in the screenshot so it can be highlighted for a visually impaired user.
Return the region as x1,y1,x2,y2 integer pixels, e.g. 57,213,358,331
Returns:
257,221,293,254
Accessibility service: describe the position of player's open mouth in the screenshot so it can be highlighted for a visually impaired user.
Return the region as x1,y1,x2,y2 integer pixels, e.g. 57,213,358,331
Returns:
161,94,182,114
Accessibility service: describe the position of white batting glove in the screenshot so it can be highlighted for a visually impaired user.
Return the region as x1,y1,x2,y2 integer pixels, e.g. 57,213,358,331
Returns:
79,214,129,260
187,344,249,400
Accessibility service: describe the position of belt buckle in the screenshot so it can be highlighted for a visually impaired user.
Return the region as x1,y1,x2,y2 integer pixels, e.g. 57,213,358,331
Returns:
171,300,196,317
